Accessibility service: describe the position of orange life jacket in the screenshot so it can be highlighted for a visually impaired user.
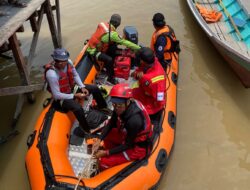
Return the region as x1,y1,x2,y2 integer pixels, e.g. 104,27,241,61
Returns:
133,59,166,114
88,22,115,52
150,25,179,61
196,4,222,23
44,62,75,94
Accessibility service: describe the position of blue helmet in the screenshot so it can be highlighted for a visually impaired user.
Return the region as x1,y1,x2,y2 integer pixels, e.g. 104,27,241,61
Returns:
51,48,69,61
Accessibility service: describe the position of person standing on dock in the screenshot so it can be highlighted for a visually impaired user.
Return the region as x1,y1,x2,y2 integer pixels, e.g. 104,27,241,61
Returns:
87,14,141,84
44,48,109,137
151,13,180,70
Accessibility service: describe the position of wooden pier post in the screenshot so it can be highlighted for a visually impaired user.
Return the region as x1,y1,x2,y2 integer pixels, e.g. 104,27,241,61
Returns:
0,0,62,143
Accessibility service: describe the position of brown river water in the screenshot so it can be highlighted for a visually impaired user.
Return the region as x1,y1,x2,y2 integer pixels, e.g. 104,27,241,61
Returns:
0,0,249,189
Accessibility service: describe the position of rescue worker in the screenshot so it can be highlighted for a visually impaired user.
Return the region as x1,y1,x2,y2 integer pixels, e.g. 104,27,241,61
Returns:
92,83,153,170
87,14,141,83
45,48,109,136
151,13,180,70
132,47,166,118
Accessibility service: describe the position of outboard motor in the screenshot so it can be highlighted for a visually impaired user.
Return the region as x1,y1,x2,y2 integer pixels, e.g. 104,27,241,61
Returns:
123,26,138,44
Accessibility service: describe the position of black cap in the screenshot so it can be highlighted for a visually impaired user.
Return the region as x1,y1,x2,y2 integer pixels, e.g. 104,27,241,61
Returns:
139,47,155,64
152,13,166,27
110,14,121,28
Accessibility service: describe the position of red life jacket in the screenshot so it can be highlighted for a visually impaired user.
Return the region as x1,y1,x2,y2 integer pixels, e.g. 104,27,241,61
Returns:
117,100,152,144
88,22,115,52
150,25,179,60
44,62,75,94
133,59,166,114
133,100,153,143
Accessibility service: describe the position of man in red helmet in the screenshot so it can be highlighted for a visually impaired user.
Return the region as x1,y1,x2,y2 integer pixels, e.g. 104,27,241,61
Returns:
87,14,141,83
92,83,153,170
132,47,166,118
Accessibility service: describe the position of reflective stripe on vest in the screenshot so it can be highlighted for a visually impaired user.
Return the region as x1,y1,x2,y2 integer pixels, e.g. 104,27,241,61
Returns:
151,75,165,83
88,22,114,51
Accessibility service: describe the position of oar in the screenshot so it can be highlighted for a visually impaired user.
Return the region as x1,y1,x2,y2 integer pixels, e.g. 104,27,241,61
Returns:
218,0,243,40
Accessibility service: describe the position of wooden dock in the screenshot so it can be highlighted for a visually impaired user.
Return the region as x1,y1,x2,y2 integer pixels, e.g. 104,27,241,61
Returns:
0,0,62,143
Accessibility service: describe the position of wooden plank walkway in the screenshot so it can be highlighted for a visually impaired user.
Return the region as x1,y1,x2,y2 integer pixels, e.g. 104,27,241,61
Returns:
0,0,61,133
0,0,46,47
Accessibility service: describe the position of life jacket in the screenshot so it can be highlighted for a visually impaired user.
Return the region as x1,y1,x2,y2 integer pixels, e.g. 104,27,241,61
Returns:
88,22,115,52
133,100,152,143
133,59,166,115
44,61,75,94
151,25,180,61
118,100,152,144
196,4,222,23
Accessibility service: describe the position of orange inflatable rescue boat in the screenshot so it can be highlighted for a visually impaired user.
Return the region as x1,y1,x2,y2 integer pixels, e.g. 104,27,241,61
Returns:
25,26,179,190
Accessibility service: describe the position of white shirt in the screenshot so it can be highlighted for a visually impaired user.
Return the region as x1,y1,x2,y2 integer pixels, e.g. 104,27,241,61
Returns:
46,59,85,100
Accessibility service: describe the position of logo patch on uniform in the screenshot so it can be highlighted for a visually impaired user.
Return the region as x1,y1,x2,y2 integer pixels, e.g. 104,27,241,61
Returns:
145,81,150,86
157,92,164,101
158,46,163,51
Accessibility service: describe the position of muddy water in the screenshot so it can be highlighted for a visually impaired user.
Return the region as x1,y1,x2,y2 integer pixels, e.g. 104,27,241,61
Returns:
0,0,249,189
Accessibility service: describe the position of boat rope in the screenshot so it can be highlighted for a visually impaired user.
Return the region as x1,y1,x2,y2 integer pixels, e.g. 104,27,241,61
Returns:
218,0,243,41
74,152,98,190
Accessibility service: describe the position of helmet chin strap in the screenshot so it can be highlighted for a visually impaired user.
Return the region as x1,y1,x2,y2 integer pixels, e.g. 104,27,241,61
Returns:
125,99,131,109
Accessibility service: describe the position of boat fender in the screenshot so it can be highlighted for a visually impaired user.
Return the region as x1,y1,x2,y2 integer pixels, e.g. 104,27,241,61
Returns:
168,111,176,129
26,130,37,149
171,72,178,85
155,149,168,172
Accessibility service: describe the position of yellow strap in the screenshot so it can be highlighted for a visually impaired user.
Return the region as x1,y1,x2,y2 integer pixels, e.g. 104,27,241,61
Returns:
131,81,139,88
218,0,243,40
151,75,165,83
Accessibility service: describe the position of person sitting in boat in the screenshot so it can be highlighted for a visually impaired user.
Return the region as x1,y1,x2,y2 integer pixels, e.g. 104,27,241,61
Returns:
45,48,109,136
151,13,180,70
92,83,153,170
86,13,141,84
131,47,166,120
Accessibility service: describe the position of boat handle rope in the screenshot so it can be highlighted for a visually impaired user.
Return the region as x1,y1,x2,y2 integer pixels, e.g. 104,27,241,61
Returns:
74,152,97,190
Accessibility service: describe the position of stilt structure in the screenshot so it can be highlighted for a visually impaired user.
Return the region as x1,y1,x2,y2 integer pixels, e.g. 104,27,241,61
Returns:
0,0,62,143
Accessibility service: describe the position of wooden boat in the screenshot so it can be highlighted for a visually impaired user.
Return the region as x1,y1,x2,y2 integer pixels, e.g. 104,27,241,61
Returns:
187,0,250,88
25,26,179,190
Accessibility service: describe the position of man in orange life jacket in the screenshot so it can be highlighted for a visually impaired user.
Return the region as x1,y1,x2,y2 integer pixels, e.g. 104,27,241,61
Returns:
87,14,141,83
92,83,152,170
132,47,166,119
151,13,180,70
45,48,108,136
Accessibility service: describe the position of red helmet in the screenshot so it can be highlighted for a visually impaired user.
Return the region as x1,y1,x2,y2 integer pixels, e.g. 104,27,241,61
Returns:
109,83,132,99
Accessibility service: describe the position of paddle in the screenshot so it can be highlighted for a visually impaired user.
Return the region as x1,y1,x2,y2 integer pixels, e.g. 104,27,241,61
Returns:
218,0,243,40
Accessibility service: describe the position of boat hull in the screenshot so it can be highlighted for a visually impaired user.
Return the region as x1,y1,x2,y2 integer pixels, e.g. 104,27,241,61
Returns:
187,0,250,88
25,44,179,190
